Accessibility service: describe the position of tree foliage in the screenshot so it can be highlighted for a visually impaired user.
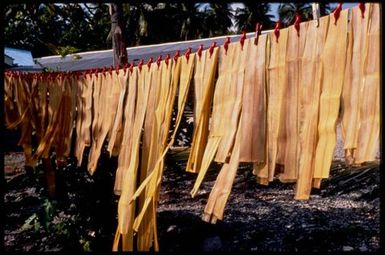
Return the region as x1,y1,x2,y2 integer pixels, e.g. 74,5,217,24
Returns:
5,3,332,58
4,3,111,57
278,3,332,27
234,2,275,32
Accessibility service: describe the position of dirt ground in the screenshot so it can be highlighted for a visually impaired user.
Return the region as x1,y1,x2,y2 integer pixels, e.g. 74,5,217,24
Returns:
3,149,380,252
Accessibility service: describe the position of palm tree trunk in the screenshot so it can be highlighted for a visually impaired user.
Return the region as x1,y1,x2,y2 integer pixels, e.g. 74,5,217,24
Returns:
110,3,128,66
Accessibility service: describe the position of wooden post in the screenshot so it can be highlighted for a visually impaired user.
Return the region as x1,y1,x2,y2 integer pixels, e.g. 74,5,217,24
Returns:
109,3,128,66
43,157,56,199
312,3,320,27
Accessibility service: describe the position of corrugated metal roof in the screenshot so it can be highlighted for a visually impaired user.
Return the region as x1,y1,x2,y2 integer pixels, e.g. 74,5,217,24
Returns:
35,31,270,72
4,47,36,66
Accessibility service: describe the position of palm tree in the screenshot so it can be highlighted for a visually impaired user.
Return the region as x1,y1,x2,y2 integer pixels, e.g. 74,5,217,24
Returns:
203,3,234,37
278,3,332,27
177,3,206,40
234,2,275,33
318,3,332,16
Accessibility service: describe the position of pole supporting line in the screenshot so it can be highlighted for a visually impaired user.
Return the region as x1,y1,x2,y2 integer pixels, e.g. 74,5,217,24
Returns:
312,3,321,27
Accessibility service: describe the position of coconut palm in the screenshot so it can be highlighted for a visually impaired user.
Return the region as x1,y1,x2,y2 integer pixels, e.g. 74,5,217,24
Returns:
234,2,275,33
278,3,332,27
203,3,234,37
177,3,206,40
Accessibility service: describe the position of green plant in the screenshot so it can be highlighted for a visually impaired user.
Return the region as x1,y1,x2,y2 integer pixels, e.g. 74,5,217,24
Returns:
79,237,92,252
22,213,41,232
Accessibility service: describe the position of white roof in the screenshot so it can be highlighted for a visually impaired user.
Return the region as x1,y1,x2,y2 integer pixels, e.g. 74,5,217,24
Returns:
35,31,270,72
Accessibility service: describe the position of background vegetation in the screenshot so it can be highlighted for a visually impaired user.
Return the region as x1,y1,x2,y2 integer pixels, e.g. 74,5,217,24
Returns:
4,3,331,58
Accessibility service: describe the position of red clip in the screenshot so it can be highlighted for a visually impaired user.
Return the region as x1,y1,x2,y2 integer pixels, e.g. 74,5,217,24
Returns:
156,55,162,67
333,3,343,25
240,31,246,50
174,50,180,62
209,42,217,58
116,64,120,74
138,59,144,71
254,23,263,45
109,65,113,74
274,20,282,43
147,57,153,69
129,61,134,73
123,63,129,75
224,37,230,54
294,13,301,37
102,67,106,77
359,3,365,18
165,54,170,66
185,47,192,62
197,44,203,60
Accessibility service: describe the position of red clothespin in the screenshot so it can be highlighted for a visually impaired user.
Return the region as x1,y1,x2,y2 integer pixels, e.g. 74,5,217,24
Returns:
185,47,192,62
174,50,180,62
224,37,230,54
254,23,263,45
165,54,170,66
209,42,217,58
359,3,365,18
274,20,282,43
294,13,301,37
197,44,203,60
116,64,120,74
147,57,153,69
333,3,343,25
138,59,144,72
129,60,134,73
240,31,246,50
102,67,106,77
109,65,114,75
123,63,129,75
156,55,162,67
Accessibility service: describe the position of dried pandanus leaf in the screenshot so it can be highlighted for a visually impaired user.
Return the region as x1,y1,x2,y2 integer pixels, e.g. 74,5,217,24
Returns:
295,16,329,200
354,3,380,164
54,76,77,162
190,43,241,197
313,9,349,185
187,47,219,173
239,37,267,164
114,68,138,195
32,76,65,162
128,55,193,251
108,69,129,156
276,22,308,183
88,71,121,174
264,28,289,182
201,40,248,224
75,74,93,167
114,65,152,251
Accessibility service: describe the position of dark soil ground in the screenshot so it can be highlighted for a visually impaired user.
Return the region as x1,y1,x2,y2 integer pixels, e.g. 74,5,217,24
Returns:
4,150,381,252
